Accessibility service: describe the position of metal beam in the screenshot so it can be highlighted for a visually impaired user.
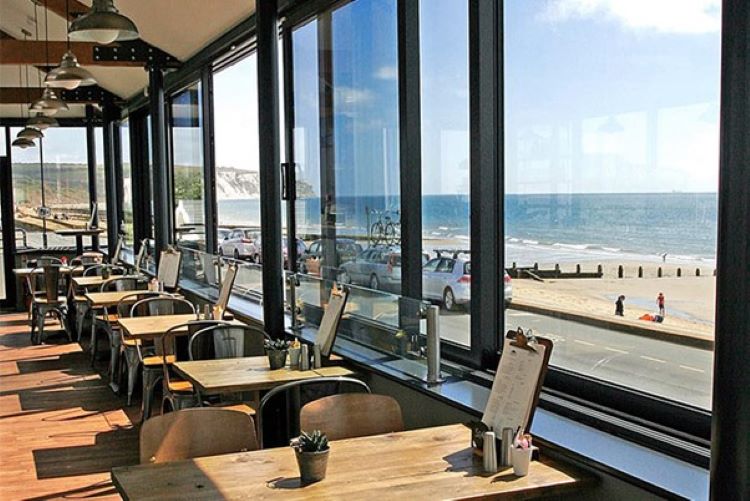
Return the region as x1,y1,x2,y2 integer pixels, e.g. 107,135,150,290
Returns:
257,0,284,338
710,0,750,498
281,22,298,272
0,40,140,66
201,68,218,254
318,11,336,284
149,65,172,257
0,128,18,308
102,104,120,256
85,104,99,250
0,86,121,105
44,0,89,21
93,41,180,68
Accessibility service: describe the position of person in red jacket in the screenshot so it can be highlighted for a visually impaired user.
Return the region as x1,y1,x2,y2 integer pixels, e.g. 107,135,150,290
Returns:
657,292,665,316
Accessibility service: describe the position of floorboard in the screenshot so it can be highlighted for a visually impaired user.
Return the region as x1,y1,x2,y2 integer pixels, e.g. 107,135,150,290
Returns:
0,313,140,501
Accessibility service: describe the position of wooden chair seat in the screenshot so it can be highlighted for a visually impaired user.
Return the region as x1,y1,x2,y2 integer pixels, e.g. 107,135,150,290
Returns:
122,337,139,347
143,355,176,366
168,380,194,393
74,295,87,302
95,313,119,322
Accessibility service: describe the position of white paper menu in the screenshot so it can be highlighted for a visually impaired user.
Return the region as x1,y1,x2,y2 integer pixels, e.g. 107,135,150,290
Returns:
157,249,181,289
482,336,546,433
315,287,348,357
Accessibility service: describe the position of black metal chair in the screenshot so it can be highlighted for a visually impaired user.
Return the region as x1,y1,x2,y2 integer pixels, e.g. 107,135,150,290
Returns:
74,265,127,341
122,297,196,408
29,265,71,345
188,324,268,361
257,376,370,448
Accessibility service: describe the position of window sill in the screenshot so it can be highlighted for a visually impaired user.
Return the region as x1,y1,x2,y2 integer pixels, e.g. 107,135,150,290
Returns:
178,279,710,500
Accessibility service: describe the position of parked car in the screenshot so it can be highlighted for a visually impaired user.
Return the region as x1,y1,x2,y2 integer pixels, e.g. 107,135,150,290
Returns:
217,227,231,242
298,238,363,276
338,247,402,292
252,236,306,268
219,228,259,260
422,255,512,311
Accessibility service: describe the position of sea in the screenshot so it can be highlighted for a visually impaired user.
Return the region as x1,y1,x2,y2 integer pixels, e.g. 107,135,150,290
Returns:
216,193,718,266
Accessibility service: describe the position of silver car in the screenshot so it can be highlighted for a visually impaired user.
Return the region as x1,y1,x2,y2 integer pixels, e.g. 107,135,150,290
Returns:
338,247,401,292
422,256,512,311
219,228,259,261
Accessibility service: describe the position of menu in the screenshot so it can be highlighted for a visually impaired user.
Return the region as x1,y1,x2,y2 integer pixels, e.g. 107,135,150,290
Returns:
482,335,547,433
315,286,348,357
157,249,182,289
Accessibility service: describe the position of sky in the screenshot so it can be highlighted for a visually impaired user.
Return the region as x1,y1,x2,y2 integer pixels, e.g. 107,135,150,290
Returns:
12,0,722,197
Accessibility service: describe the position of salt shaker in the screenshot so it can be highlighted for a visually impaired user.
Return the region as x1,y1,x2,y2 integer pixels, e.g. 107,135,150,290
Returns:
483,431,498,473
300,344,310,371
203,304,211,320
500,427,514,467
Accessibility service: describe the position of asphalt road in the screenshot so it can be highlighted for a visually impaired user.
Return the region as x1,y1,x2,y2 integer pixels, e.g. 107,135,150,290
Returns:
438,308,713,410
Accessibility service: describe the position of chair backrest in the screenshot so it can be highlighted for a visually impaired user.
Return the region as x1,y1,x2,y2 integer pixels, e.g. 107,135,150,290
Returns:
100,275,140,292
84,264,125,277
31,265,64,302
71,252,104,267
36,256,63,267
115,291,172,318
258,376,370,448
160,320,231,387
188,324,268,361
130,296,195,318
140,408,258,464
300,393,404,441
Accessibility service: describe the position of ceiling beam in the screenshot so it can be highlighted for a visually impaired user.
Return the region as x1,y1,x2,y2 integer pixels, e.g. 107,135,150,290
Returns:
43,0,89,22
0,86,123,105
0,39,143,66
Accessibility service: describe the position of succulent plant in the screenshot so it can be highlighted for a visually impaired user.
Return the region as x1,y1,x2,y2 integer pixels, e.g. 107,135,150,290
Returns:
265,338,291,351
292,430,329,453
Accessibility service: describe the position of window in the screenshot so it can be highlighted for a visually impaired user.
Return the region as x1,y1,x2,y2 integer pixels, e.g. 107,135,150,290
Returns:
214,55,261,257
11,127,90,249
420,0,471,346
504,1,720,411
171,82,206,251
120,119,134,246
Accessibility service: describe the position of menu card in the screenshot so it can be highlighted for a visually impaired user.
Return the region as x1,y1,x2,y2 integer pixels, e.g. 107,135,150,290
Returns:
157,249,182,289
315,286,348,357
482,335,547,433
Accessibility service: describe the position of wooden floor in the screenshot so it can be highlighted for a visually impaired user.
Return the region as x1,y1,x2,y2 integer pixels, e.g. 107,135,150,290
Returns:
0,312,139,501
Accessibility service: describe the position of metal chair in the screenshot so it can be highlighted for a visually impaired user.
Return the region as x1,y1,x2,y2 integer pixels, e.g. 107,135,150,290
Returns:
159,320,231,415
257,376,370,448
123,297,195,408
83,264,126,276
29,265,71,345
74,265,127,341
188,324,268,361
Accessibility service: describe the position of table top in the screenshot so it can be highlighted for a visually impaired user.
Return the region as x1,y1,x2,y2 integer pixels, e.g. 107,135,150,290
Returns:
118,314,202,340
173,356,354,394
111,424,591,501
14,266,82,277
54,228,105,236
72,276,108,288
84,291,181,308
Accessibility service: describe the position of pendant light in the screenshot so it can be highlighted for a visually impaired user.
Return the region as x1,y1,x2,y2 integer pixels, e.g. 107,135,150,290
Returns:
12,137,37,149
18,56,44,140
46,0,96,89
68,0,139,45
29,1,69,116
27,114,59,130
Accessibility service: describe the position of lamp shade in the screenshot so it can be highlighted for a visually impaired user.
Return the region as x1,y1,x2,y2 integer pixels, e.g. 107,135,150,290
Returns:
68,0,139,45
45,51,96,90
29,88,69,116
26,114,59,130
17,127,44,140
12,137,36,149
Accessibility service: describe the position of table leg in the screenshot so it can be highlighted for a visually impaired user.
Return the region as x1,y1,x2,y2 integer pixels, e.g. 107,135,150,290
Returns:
75,235,84,256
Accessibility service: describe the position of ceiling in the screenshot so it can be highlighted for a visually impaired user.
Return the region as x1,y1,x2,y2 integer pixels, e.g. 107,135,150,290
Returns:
0,0,255,118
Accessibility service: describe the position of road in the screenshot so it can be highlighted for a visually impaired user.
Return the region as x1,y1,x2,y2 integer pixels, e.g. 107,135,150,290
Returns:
439,308,713,410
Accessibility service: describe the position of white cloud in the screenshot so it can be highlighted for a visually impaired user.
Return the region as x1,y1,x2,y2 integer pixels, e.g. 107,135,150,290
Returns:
334,87,374,106
374,65,398,80
540,0,721,34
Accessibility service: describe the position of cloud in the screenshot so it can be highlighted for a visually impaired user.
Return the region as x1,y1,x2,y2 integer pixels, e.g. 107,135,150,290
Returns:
374,65,398,80
540,0,721,34
334,87,374,106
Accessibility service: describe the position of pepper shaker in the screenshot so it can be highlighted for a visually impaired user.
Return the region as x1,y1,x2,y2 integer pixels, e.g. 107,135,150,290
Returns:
500,427,514,467
483,431,498,473
313,344,322,369
300,344,310,371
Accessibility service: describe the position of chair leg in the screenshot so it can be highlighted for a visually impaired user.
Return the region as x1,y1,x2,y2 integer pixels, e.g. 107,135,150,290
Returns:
61,308,72,343
124,347,140,406
108,328,121,391
89,320,98,367
141,370,162,423
76,304,86,342
37,308,46,345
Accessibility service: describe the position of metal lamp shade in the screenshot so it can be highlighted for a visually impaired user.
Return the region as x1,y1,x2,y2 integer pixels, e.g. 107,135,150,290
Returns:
12,137,36,149
29,88,69,116
45,51,96,90
26,114,59,130
68,0,139,45
17,127,44,140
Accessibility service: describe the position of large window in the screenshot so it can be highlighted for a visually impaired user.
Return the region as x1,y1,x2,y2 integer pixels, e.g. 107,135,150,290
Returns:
420,0,471,348
120,119,134,246
11,127,90,249
171,82,206,251
504,1,720,410
214,55,262,261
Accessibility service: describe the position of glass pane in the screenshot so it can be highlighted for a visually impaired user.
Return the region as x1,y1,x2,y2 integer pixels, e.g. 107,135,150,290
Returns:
120,119,134,246
420,0,471,348
95,127,108,248
214,55,261,262
504,1,720,410
171,82,206,252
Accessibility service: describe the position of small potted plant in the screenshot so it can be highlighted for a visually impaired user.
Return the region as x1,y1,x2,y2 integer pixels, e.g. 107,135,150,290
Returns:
265,338,291,370
291,430,330,484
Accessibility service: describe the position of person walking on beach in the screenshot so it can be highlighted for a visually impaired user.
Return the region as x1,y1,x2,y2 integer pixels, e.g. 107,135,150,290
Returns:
615,295,625,316
657,292,665,316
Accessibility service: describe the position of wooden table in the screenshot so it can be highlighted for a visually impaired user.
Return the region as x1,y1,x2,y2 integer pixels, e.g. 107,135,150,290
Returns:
55,228,105,254
111,424,592,500
117,314,241,341
72,276,109,289
84,291,182,309
13,266,82,278
173,356,353,394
